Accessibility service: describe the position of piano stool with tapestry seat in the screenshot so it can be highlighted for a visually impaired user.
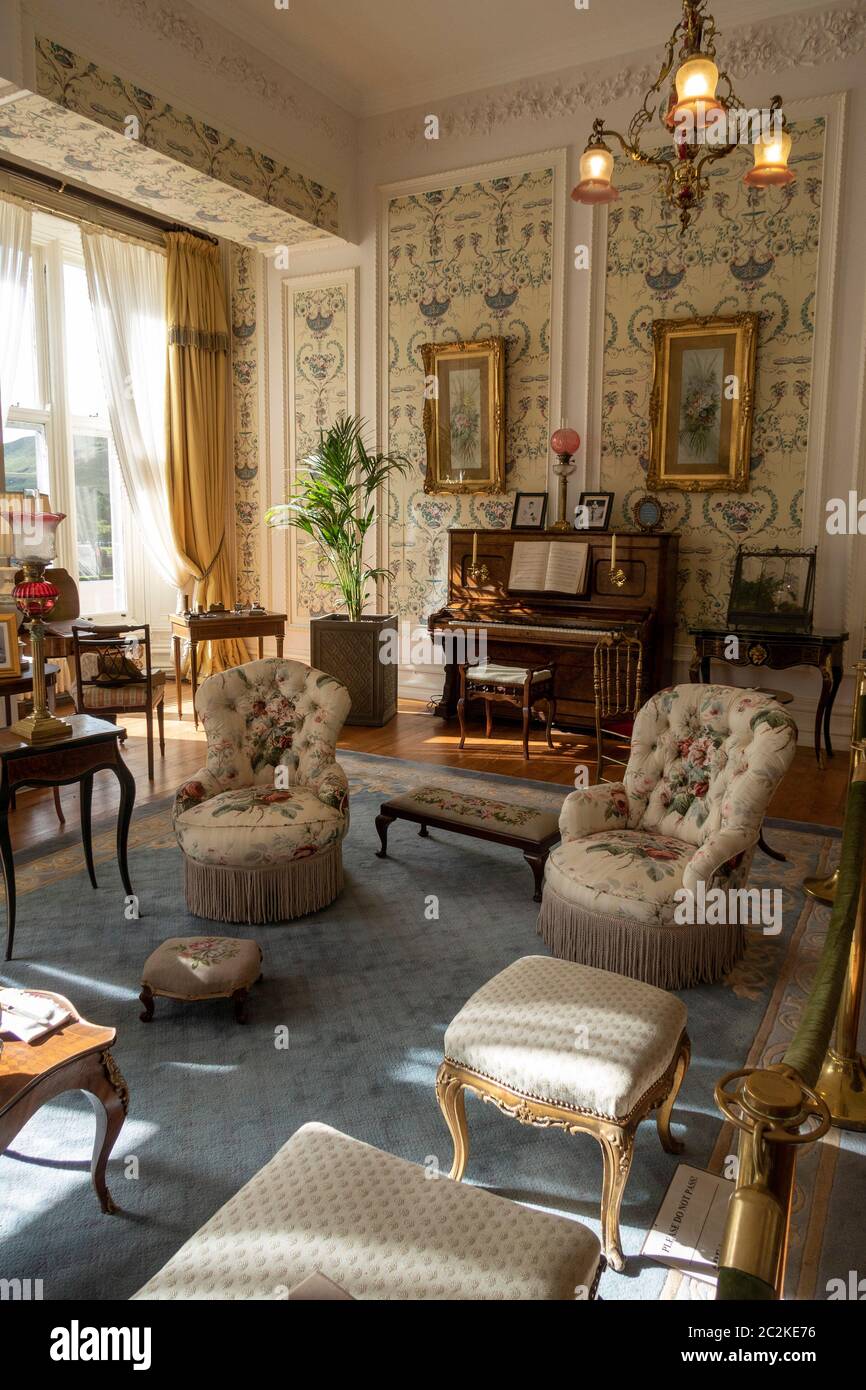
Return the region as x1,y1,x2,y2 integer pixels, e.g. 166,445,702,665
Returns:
131,1121,604,1300
537,684,798,989
458,661,555,759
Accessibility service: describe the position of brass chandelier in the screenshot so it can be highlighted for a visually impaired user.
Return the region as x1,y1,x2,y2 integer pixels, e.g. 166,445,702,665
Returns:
572,0,795,231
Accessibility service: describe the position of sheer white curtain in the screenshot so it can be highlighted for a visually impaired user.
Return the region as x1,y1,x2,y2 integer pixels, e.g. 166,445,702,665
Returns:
0,198,32,426
82,229,188,592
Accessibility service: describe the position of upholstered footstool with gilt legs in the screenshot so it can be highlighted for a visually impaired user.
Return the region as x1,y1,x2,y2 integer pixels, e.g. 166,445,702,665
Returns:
436,955,690,1271
139,936,263,1024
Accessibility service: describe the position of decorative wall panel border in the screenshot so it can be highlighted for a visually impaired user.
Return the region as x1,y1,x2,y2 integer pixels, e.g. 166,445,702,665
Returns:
282,268,359,629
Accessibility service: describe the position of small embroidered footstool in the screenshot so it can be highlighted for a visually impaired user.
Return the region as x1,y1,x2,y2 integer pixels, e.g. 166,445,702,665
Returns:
436,955,690,1271
139,936,263,1024
375,785,560,901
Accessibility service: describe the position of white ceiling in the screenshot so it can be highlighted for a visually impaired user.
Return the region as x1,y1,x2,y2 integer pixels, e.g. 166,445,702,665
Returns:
189,0,824,117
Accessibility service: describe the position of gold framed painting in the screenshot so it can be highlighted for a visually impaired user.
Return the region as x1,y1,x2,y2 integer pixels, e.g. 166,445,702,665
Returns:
647,313,758,493
421,337,505,494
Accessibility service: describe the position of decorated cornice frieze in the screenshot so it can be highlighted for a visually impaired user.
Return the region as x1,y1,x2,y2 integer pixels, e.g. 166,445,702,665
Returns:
369,2,866,147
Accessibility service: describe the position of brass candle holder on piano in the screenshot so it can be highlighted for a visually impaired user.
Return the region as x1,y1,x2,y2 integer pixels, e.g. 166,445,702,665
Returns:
609,531,627,589
466,531,489,585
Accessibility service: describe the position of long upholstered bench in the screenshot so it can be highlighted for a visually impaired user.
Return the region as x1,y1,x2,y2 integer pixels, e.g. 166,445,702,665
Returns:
132,1121,603,1301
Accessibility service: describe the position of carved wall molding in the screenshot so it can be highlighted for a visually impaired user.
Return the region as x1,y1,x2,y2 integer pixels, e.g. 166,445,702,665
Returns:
369,3,866,147
99,0,354,151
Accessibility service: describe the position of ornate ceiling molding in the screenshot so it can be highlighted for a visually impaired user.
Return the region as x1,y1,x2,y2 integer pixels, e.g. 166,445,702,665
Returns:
100,0,354,150
369,2,866,147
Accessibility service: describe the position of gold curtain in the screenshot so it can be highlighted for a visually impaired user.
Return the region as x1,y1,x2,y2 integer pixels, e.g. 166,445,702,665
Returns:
164,231,247,674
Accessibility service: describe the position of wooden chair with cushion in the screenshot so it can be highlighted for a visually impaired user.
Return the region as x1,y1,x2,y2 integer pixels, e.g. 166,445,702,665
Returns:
70,623,165,780
593,632,643,783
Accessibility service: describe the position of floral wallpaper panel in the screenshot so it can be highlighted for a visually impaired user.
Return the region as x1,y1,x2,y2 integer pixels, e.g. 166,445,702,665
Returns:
231,246,263,606
284,273,356,622
31,36,339,243
601,117,824,636
386,166,555,624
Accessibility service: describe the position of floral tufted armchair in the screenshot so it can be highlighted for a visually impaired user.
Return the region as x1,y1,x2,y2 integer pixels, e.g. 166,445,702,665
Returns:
173,658,351,924
538,684,798,988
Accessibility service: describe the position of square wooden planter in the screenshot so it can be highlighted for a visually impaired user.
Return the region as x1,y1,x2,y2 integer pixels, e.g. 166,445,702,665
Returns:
310,614,398,727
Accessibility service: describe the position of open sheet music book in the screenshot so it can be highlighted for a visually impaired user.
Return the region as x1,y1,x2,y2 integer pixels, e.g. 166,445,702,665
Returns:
508,540,590,595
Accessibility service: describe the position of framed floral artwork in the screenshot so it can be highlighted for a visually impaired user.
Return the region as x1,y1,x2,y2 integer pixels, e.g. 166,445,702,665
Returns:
647,313,758,492
421,337,506,494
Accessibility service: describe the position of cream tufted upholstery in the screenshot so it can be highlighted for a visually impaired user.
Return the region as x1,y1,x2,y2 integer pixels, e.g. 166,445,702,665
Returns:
539,685,797,985
444,955,687,1121
132,1121,602,1300
173,659,351,923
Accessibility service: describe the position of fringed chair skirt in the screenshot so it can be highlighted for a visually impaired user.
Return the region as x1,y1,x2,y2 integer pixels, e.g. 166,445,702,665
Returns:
184,844,344,925
537,883,745,991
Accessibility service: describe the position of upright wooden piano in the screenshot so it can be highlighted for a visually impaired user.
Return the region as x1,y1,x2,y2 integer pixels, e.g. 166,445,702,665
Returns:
428,528,679,729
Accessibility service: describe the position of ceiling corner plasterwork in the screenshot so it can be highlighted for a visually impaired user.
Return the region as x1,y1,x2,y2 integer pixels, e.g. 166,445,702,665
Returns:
370,2,866,147
98,0,354,151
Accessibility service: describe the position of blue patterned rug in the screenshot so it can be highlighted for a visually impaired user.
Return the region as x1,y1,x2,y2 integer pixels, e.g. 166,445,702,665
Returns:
0,751,858,1301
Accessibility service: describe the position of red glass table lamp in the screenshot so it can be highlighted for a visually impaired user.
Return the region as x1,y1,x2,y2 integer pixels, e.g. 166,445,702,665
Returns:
7,507,72,742
549,426,581,533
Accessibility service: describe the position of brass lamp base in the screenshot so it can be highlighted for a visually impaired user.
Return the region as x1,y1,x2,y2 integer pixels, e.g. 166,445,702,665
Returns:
803,868,838,905
816,1048,866,1131
549,519,572,533
11,710,73,743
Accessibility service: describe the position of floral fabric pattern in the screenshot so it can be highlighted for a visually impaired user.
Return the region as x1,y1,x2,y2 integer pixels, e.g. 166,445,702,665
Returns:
172,659,351,868
408,786,540,828
551,684,797,923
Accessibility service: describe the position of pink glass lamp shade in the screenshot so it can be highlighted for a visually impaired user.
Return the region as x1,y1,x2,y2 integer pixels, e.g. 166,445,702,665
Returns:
550,427,581,459
571,144,619,206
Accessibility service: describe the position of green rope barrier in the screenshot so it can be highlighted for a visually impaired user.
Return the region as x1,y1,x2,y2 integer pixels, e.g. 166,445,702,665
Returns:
783,778,866,1087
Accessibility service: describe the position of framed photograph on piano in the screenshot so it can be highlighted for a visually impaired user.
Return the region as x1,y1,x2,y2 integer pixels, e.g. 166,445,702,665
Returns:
510,492,548,531
421,338,506,494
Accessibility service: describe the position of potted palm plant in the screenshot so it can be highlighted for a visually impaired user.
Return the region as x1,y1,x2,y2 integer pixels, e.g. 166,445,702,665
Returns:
266,416,410,726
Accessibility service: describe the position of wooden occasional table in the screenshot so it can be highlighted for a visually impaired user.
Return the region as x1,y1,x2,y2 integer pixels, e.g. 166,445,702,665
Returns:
688,626,848,768
0,990,128,1213
170,610,287,727
0,714,136,960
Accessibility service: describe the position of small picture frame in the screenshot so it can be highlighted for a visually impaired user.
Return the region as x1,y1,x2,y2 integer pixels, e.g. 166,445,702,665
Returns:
633,494,664,532
575,491,614,531
510,492,548,530
0,612,21,677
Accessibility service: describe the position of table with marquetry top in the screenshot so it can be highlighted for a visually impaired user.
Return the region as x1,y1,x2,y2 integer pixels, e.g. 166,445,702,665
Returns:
0,714,136,960
0,990,128,1213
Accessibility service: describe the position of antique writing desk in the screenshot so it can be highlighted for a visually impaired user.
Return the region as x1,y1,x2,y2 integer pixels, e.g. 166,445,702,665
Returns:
170,610,287,726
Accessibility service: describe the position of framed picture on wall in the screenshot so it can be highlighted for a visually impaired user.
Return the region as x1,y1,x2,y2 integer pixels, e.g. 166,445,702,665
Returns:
647,313,758,493
421,338,506,494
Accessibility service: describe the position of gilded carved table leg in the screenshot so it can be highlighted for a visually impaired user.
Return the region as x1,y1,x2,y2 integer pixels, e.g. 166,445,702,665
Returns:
87,1049,129,1214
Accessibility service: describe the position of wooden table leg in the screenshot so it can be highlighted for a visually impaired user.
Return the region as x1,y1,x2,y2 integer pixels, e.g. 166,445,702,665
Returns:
0,781,15,961
523,850,547,902
85,1049,129,1214
80,772,98,888
113,753,136,897
758,828,786,862
191,639,199,730
257,636,264,659
276,636,284,659
824,662,843,760
815,660,833,769
173,633,183,720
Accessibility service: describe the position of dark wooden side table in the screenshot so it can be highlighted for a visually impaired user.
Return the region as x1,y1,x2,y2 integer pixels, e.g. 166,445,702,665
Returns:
0,660,64,824
170,610,287,727
0,714,136,959
0,990,128,1213
688,627,848,768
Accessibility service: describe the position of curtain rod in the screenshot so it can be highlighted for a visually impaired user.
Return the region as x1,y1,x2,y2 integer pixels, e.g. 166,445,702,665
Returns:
0,157,219,245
